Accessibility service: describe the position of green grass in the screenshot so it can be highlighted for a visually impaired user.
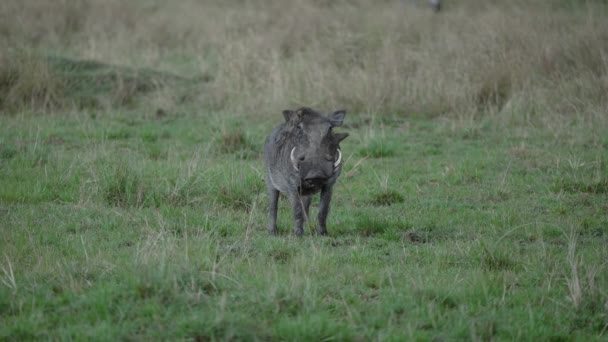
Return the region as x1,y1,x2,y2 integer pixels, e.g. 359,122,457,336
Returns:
1,0,608,339
1,108,607,340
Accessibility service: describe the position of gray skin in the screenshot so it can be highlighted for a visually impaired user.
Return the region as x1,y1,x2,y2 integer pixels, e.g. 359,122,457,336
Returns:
263,107,349,236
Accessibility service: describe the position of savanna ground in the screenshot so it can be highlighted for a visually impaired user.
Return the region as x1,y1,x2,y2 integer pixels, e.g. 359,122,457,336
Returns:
1,0,607,340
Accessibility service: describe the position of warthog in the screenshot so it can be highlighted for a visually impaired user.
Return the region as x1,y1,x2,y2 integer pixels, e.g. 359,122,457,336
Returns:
264,107,349,236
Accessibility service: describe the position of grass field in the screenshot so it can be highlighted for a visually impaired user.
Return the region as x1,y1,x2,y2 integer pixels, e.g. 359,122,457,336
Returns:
1,0,608,340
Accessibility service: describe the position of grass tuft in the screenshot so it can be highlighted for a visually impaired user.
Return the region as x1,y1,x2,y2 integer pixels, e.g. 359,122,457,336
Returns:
402,230,430,244
103,162,156,208
475,69,512,112
216,129,258,159
0,50,65,114
212,168,264,210
354,214,394,237
358,140,396,158
163,176,207,208
415,289,459,310
553,178,608,194
0,143,18,160
369,190,404,206
478,243,517,272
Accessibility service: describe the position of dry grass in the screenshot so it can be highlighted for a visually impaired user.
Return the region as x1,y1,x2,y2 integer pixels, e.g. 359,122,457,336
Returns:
1,0,607,123
0,50,66,112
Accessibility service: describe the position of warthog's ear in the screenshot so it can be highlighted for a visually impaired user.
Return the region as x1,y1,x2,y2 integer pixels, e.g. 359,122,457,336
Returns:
282,109,303,123
334,132,349,143
329,110,346,127
282,109,294,122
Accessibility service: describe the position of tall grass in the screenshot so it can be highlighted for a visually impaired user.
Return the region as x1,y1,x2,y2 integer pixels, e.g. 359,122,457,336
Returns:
0,50,65,113
1,0,606,123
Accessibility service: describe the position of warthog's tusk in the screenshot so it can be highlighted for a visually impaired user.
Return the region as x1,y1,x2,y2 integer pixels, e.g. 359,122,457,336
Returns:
290,147,299,171
334,148,342,168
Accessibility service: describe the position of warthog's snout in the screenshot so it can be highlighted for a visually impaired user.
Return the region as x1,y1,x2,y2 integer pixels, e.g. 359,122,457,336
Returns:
302,169,329,188
303,169,328,181
301,161,333,180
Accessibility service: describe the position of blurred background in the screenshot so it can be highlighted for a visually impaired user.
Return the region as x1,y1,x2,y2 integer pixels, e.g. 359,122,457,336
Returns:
1,0,607,125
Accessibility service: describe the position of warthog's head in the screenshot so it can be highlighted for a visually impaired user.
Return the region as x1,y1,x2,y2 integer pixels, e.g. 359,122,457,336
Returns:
282,107,349,188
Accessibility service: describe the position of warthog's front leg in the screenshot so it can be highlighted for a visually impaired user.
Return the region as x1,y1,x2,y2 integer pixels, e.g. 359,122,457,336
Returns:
267,178,280,235
317,186,334,236
288,192,306,236
302,195,312,221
